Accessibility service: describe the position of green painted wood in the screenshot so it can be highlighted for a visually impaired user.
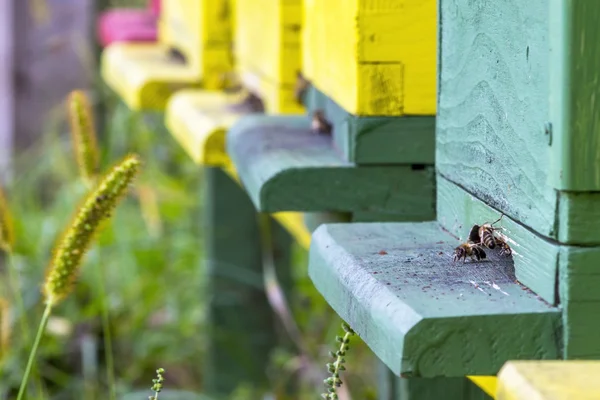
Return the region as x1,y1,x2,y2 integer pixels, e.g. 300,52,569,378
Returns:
397,378,492,400
556,191,600,245
549,0,600,191
226,115,435,220
436,175,558,304
308,221,561,377
203,167,292,395
302,212,351,234
438,0,600,246
559,246,600,359
304,86,435,165
437,0,556,238
377,361,492,400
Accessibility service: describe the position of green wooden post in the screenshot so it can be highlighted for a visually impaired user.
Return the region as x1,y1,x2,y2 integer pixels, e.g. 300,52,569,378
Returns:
203,167,293,396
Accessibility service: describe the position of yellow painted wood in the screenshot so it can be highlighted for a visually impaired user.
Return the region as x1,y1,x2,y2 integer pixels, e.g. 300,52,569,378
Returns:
239,72,303,114
468,376,498,398
303,0,436,116
165,90,248,166
101,44,202,111
497,361,600,400
235,0,303,113
101,0,234,111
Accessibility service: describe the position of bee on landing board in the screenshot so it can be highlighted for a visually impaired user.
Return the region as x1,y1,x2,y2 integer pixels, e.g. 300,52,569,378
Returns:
311,110,332,135
468,215,512,257
453,242,487,263
294,71,310,105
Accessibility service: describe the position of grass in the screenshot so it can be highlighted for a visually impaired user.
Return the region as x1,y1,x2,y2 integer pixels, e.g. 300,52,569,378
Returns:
0,77,378,399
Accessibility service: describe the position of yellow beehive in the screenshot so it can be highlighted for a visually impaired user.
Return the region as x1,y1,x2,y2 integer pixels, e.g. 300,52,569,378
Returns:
101,0,234,111
497,361,600,400
165,0,304,171
235,0,303,113
303,0,436,116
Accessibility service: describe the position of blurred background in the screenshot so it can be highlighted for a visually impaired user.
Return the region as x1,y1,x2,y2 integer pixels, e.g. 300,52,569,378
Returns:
0,1,377,398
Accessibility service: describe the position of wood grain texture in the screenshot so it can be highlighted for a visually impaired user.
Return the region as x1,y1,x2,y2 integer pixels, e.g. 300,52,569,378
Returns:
203,167,293,396
165,90,256,166
549,1,600,191
497,361,600,400
559,246,600,359
437,176,558,304
556,191,600,245
437,0,557,238
235,0,301,86
226,115,435,219
304,86,435,165
303,0,436,116
308,222,560,377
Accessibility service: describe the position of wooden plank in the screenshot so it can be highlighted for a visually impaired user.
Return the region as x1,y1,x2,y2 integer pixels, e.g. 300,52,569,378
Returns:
308,222,561,377
497,361,600,400
203,167,292,396
302,212,351,234
378,361,494,400
226,115,435,219
235,0,301,86
437,175,558,304
559,246,600,359
548,1,600,191
101,43,203,110
303,0,436,116
556,191,600,245
304,86,435,164
240,71,304,114
165,90,256,166
101,0,234,111
159,0,233,71
437,0,557,238
223,165,314,252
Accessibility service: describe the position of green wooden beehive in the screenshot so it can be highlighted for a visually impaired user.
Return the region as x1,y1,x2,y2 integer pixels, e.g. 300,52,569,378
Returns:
308,0,600,381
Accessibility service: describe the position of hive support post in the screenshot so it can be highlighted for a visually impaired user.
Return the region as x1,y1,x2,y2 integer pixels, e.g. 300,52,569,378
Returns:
203,166,293,395
377,361,492,400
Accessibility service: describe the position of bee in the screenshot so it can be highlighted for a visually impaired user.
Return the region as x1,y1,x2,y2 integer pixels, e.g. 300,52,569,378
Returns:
311,110,332,135
453,242,487,263
167,47,187,64
494,235,512,256
229,92,265,113
468,215,512,257
294,71,310,105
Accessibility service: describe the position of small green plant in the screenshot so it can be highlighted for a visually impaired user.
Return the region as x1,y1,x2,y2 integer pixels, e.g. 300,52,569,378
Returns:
321,322,355,400
148,368,166,400
16,154,141,400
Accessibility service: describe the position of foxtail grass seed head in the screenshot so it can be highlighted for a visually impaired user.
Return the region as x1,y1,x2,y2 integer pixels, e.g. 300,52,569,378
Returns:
321,322,355,400
0,298,10,359
43,154,141,306
0,186,14,252
68,90,99,182
149,368,165,400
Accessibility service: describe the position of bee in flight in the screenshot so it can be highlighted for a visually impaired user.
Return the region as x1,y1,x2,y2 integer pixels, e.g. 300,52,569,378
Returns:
468,215,512,256
453,242,487,263
311,110,332,135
